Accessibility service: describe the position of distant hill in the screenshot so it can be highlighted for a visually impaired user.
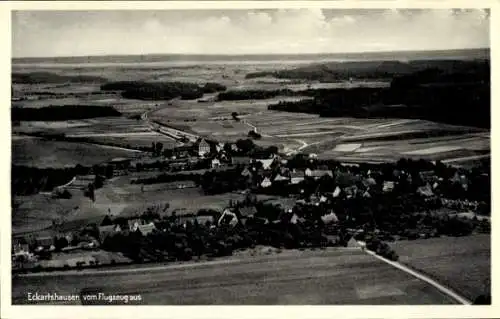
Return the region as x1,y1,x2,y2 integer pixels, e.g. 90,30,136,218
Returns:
12,48,489,65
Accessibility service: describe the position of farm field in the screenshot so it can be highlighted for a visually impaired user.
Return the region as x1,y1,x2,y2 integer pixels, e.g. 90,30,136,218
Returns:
12,248,458,305
11,136,141,168
12,190,104,235
391,235,491,301
150,96,490,162
94,175,288,217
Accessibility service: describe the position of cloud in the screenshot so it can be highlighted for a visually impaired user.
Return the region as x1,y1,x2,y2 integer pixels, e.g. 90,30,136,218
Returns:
12,9,490,57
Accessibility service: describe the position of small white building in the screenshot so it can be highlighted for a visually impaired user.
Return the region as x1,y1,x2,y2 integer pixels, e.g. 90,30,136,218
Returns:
261,177,272,188
211,158,221,168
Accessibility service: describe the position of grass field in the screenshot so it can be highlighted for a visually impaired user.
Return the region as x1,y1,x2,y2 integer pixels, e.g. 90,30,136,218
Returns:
95,175,287,217
148,95,489,162
391,235,491,301
12,137,139,168
12,248,457,305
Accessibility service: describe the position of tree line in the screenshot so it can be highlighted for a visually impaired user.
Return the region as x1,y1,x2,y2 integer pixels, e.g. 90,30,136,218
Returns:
100,81,226,101
11,105,121,122
268,66,490,129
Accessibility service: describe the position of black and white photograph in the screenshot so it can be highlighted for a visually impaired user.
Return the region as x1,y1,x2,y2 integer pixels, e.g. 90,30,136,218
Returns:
4,1,494,314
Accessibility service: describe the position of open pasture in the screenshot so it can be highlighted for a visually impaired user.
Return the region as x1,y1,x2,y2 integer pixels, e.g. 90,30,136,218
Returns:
391,235,491,301
92,175,285,217
12,137,140,168
13,248,458,305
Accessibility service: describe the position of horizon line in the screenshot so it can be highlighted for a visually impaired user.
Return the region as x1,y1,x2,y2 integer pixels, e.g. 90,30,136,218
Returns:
12,47,490,61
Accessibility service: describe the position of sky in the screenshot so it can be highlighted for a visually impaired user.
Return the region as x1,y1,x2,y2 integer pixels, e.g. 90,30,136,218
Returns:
12,9,490,57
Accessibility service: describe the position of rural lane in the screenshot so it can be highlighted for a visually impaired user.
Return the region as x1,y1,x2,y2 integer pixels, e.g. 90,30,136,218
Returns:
357,241,472,305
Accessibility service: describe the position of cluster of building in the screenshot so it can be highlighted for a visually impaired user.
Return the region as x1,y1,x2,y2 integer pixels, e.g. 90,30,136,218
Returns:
12,216,158,265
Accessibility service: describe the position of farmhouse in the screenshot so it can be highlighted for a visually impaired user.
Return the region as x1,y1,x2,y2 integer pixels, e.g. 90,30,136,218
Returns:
98,224,122,243
211,158,221,168
307,169,333,179
274,174,289,183
417,183,434,197
256,158,274,170
237,206,257,218
290,171,305,184
195,215,215,226
383,181,395,193
261,177,272,188
36,235,55,249
332,186,342,198
137,222,156,236
241,167,252,177
321,211,339,224
108,157,132,170
218,209,238,227
232,157,252,166
197,139,211,157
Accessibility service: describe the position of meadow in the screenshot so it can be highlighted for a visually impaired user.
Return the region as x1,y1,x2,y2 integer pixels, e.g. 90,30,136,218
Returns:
12,248,457,305
391,235,491,301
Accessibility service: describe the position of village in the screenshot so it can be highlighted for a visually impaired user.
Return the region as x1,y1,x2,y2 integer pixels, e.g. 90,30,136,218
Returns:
12,135,491,273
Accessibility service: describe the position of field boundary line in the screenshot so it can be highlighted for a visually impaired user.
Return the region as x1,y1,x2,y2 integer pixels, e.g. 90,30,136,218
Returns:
358,242,472,305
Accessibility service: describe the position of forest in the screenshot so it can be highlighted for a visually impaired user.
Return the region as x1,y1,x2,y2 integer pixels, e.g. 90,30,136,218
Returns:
100,81,227,100
267,61,490,129
12,72,108,84
11,105,121,121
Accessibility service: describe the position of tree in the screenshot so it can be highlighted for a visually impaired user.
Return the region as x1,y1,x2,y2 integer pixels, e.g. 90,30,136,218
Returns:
101,215,113,226
231,112,240,121
236,139,255,155
105,165,114,179
156,142,163,156
94,174,104,189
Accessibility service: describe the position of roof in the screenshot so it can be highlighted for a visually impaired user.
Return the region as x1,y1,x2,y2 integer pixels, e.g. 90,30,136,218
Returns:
383,181,395,192
309,170,333,178
195,215,215,225
232,157,252,165
257,159,274,170
362,177,377,187
110,157,131,163
137,223,156,235
98,225,118,233
290,171,305,178
274,174,289,182
417,184,434,197
332,186,341,198
347,237,360,248
198,139,210,146
261,177,272,187
321,212,339,224
238,206,257,217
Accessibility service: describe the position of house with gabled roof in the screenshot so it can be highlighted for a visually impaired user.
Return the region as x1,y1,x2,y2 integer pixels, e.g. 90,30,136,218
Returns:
237,206,257,218
137,222,156,236
197,138,211,157
382,181,395,193
98,224,122,243
274,174,289,183
241,167,252,177
218,208,238,227
332,186,342,198
417,183,434,197
232,156,252,166
257,158,274,170
211,158,221,168
321,211,339,224
290,171,305,184
260,177,272,188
